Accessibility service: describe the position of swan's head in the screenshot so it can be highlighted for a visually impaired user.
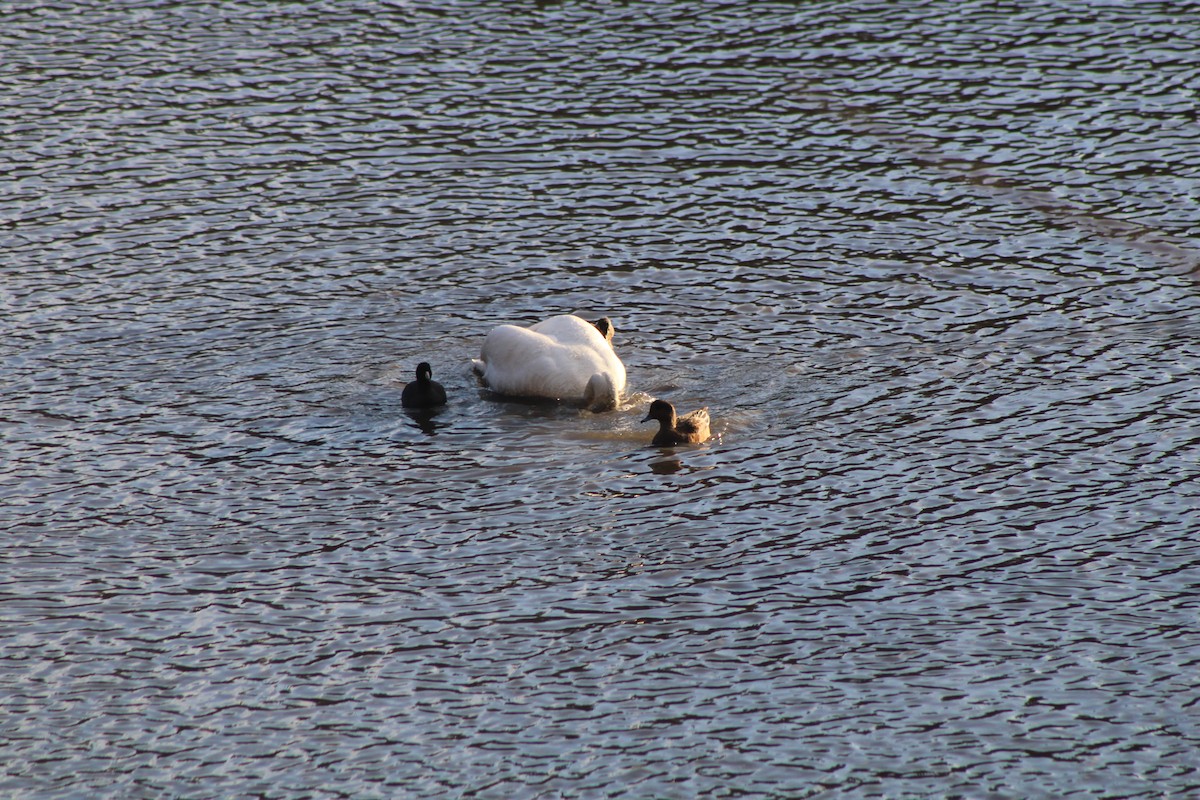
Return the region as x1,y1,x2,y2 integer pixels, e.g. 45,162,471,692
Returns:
590,316,615,343
641,399,676,425
584,373,619,412
415,362,434,382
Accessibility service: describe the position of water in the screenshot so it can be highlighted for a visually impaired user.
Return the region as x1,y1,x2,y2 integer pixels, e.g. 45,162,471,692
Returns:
4,1,1200,797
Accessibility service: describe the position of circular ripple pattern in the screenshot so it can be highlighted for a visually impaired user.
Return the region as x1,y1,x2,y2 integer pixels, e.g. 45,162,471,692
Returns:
3,2,1200,798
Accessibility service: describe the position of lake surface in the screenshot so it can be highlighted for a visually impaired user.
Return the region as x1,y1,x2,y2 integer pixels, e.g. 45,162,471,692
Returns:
4,1,1200,797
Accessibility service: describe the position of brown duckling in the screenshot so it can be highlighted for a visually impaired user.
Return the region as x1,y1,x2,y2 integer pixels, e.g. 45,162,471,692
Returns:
641,399,710,446
401,362,447,408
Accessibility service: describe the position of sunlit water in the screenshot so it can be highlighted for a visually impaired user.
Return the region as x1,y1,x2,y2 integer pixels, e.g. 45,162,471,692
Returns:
4,2,1200,797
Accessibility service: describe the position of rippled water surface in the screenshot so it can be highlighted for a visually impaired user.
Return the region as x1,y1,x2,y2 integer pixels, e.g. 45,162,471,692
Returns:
4,1,1200,797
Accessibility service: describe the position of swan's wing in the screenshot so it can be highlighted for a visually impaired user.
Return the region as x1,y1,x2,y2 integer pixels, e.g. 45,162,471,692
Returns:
478,325,542,385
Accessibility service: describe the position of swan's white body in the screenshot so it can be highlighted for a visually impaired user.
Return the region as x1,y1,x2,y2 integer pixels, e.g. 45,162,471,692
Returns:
473,315,627,411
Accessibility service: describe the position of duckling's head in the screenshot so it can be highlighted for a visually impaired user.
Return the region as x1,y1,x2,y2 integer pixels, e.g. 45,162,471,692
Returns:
641,399,676,425
416,362,434,382
590,316,614,343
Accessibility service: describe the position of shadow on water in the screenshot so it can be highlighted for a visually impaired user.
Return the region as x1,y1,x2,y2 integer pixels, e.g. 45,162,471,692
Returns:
402,407,447,435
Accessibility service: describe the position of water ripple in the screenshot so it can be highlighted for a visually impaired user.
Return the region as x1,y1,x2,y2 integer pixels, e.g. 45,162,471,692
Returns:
4,1,1200,798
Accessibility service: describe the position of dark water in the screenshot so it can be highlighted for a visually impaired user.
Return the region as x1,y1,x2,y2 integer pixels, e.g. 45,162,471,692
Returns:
4,1,1200,797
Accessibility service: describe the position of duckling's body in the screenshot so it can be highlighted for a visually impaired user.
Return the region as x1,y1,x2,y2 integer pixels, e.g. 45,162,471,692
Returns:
401,362,447,408
473,314,626,412
642,399,710,446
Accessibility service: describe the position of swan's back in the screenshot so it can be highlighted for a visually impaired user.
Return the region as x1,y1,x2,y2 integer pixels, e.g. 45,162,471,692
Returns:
528,315,611,346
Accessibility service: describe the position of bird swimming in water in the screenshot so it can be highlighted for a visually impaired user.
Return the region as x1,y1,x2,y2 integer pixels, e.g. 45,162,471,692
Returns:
472,314,626,412
641,399,710,446
401,362,447,408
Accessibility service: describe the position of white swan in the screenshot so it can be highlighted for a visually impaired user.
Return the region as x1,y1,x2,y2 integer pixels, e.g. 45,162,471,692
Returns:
472,314,627,411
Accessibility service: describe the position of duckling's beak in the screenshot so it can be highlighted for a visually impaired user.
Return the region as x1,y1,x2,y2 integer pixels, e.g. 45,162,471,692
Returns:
640,413,653,423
